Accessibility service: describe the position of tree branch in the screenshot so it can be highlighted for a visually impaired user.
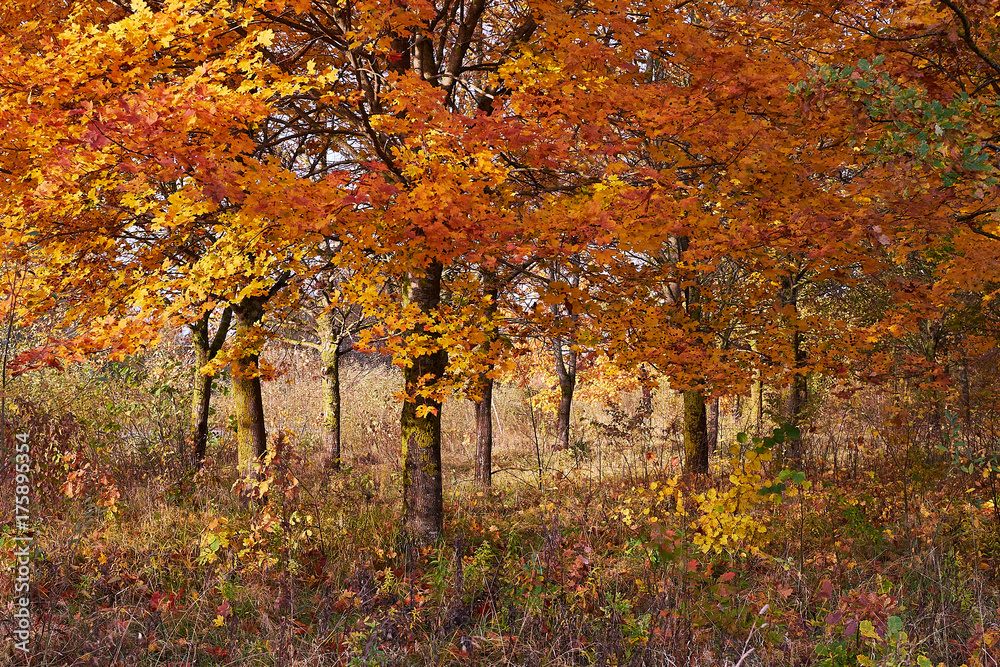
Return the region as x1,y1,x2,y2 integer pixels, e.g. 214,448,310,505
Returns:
938,0,1000,76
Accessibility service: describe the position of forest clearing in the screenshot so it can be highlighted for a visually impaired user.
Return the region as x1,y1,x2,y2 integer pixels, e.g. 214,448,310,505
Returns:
2,0,1000,664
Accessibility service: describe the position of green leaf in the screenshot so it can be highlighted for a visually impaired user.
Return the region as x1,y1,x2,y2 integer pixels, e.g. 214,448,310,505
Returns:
858,58,871,72
887,615,903,635
737,432,749,444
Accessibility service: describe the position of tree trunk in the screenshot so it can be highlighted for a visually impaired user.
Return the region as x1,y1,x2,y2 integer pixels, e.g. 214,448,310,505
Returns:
318,312,342,472
190,307,231,466
190,316,209,465
192,371,213,461
921,321,947,451
750,376,764,435
402,261,446,544
683,389,709,474
783,355,807,463
474,375,493,486
553,338,577,451
707,397,720,454
675,234,708,474
638,365,654,423
474,275,499,486
782,274,806,463
232,299,268,473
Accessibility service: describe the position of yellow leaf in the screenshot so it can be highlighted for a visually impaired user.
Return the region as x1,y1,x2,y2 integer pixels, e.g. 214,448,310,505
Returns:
257,29,275,47
415,404,438,418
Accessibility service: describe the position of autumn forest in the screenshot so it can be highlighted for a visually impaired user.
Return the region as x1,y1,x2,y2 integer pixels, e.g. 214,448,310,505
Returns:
1,0,999,664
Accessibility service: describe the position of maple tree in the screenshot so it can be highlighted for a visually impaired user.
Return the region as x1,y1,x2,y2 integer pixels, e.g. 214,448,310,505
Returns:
240,0,693,539
0,0,344,477
314,273,382,473
3,0,997,545
0,0,877,523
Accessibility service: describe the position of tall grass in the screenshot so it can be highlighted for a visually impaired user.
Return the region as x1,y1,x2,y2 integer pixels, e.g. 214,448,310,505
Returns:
2,342,998,666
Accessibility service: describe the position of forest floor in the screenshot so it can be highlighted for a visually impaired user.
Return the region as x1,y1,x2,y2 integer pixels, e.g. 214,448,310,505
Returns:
3,357,1000,666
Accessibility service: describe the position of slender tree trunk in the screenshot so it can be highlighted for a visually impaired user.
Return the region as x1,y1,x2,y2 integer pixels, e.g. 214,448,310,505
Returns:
782,274,806,463
553,338,577,451
190,316,209,464
318,312,343,472
474,276,499,486
922,321,946,451
190,307,231,466
192,372,213,461
783,356,807,462
474,375,493,486
707,397,720,454
324,351,342,472
683,389,709,474
232,299,268,473
751,377,764,435
638,365,654,423
556,376,575,451
402,261,446,544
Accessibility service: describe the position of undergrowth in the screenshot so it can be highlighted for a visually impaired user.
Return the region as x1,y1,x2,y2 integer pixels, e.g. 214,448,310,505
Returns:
2,360,999,666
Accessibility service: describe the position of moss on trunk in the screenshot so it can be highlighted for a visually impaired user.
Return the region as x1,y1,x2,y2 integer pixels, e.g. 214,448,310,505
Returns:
232,300,267,474
683,389,709,475
402,262,446,544
319,312,342,472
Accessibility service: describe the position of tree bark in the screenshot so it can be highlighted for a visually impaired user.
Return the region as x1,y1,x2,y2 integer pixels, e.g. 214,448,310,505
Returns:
707,397,720,454
683,389,709,474
474,276,499,486
638,365,654,423
189,307,231,466
189,316,209,465
676,235,709,474
232,298,268,474
782,274,806,463
318,312,343,472
553,337,577,451
750,376,764,435
783,348,807,462
474,375,493,486
402,261,446,544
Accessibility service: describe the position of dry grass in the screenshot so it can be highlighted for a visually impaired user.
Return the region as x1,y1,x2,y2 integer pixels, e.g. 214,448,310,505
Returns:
2,347,999,666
